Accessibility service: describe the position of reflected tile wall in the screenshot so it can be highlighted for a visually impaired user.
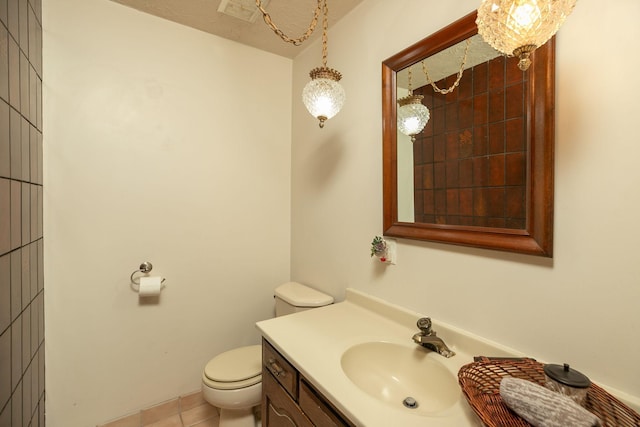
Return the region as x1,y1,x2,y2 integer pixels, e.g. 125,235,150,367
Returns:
413,54,527,229
0,0,44,426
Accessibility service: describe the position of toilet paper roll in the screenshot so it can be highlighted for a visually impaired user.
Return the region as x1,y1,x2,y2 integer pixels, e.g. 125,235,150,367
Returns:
139,276,163,297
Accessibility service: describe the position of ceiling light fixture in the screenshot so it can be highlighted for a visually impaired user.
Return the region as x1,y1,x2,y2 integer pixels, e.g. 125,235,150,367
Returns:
218,0,269,23
476,0,577,71
256,0,345,128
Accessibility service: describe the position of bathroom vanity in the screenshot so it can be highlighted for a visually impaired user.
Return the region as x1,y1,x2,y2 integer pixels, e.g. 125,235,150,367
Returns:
262,339,353,426
256,288,514,427
257,289,640,426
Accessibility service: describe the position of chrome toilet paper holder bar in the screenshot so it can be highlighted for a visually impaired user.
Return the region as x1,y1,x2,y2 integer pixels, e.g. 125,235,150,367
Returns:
130,262,166,285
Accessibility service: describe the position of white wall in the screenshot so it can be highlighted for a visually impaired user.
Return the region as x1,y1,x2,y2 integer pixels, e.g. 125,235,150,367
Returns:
291,0,640,405
43,0,292,425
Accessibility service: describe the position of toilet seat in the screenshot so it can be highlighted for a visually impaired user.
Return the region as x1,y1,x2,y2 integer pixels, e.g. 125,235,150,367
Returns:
203,345,262,390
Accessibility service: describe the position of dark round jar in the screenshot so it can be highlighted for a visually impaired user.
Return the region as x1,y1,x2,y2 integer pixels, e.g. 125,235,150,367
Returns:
543,363,591,405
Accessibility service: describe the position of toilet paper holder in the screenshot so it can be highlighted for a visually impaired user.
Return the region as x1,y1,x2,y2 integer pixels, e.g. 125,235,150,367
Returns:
130,262,166,286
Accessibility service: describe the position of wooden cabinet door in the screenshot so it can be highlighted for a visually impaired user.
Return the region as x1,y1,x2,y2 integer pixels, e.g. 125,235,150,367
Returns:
299,380,351,427
263,368,313,427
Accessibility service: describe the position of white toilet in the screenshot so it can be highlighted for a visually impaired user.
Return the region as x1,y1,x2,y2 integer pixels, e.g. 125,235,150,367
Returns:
202,282,334,427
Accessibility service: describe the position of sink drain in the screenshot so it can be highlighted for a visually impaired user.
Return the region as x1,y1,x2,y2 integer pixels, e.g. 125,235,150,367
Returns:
402,397,419,409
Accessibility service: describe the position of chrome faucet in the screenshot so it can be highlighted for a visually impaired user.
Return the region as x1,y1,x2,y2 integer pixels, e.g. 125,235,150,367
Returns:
412,317,455,358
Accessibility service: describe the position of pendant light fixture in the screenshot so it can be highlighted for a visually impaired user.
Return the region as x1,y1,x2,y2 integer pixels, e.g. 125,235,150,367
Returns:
397,39,471,143
397,67,429,143
256,0,345,128
476,0,577,71
302,0,345,128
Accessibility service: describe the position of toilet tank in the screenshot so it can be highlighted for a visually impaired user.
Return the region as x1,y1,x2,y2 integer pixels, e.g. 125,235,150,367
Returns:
274,282,334,317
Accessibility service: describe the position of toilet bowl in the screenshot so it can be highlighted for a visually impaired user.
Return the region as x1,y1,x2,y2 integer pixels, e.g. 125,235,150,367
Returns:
202,345,262,427
201,282,333,427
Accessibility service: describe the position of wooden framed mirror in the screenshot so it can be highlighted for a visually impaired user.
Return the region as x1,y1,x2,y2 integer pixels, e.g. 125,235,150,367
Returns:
382,11,554,257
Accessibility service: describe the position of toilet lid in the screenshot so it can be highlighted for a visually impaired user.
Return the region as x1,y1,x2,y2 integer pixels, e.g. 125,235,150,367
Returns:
274,282,334,307
204,345,262,383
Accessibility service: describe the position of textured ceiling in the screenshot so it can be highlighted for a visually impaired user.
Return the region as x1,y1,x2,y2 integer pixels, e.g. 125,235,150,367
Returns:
109,0,365,59
397,34,501,90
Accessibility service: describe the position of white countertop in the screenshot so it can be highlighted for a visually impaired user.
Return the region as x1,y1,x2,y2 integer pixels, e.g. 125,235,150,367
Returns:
256,288,522,427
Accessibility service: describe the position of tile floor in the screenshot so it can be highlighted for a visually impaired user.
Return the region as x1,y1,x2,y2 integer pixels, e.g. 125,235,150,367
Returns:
97,391,220,427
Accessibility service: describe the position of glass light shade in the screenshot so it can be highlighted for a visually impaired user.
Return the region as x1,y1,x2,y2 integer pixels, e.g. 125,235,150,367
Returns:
302,67,346,128
397,94,430,142
477,0,576,70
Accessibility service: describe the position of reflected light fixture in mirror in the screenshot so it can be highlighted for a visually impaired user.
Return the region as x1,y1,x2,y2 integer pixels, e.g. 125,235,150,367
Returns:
397,37,472,143
477,0,576,70
397,67,429,142
257,0,345,128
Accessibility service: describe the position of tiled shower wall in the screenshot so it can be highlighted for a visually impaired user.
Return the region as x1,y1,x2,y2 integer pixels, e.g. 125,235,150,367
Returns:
412,55,528,228
0,0,44,426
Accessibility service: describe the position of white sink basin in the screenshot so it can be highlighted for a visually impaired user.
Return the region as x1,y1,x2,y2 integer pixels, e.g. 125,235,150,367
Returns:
340,341,460,415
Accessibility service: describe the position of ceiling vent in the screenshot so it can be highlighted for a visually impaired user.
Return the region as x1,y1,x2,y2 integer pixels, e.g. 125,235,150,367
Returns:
217,0,270,23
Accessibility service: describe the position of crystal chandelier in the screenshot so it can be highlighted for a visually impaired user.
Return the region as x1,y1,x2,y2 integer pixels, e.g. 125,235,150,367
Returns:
476,0,577,70
257,0,345,128
397,67,429,143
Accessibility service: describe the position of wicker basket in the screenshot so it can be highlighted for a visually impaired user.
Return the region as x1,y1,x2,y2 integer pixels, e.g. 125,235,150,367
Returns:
458,357,640,427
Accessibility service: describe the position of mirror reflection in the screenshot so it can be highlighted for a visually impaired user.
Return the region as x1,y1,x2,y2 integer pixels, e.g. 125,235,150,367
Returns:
396,34,528,229
382,11,555,257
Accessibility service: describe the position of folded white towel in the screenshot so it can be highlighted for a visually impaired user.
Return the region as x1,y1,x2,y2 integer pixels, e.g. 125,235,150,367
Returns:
500,377,601,427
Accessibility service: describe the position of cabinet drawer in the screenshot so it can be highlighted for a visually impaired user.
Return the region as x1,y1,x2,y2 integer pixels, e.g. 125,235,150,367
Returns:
299,379,351,427
263,338,298,399
264,366,313,427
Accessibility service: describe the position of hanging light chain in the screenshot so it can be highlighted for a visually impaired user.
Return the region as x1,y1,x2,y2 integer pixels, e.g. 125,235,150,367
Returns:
321,0,329,67
421,39,471,95
255,0,322,46
307,0,341,82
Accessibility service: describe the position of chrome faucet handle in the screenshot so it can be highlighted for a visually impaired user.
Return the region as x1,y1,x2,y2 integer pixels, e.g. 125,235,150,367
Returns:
416,317,433,334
